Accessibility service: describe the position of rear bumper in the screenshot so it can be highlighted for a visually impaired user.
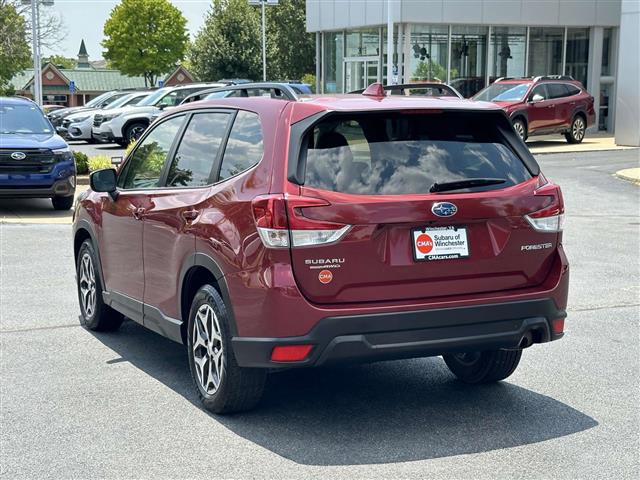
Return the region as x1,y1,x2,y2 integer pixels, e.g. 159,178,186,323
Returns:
232,298,565,368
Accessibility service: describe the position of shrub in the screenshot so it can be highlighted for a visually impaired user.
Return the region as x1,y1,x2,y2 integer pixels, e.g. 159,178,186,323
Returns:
301,73,316,93
88,155,115,172
73,151,89,174
125,138,137,157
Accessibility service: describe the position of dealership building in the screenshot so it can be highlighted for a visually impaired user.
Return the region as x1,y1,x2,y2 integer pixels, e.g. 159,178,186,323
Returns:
307,0,640,146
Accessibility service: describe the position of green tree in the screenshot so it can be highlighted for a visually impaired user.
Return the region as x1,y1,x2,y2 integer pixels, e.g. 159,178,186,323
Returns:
190,0,262,81
43,55,76,69
0,2,31,94
411,60,450,82
102,0,188,87
266,0,315,80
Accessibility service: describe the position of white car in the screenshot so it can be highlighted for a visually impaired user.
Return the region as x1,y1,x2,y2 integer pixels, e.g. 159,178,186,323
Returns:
62,91,151,143
92,83,224,146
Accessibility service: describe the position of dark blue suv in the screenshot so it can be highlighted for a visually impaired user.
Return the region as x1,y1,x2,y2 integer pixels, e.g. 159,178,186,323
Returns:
0,97,76,209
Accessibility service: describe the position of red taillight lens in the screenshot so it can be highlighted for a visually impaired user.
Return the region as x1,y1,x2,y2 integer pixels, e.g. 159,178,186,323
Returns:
525,178,565,232
552,318,565,334
251,194,351,248
271,344,314,362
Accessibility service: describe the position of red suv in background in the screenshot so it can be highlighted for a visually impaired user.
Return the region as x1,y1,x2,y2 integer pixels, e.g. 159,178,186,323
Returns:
473,76,595,143
73,83,569,413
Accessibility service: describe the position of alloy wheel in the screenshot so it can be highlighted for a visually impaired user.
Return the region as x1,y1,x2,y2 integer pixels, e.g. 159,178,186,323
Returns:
513,121,526,141
79,253,97,318
129,125,146,142
192,304,224,395
572,117,585,141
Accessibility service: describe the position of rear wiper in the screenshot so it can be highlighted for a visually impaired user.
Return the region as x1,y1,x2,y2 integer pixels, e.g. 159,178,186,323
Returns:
429,178,506,193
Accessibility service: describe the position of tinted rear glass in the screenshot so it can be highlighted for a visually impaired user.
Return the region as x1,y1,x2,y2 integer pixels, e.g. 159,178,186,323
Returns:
303,112,531,195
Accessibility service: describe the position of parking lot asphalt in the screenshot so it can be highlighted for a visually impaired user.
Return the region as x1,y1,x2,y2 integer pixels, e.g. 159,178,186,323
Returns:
1,149,639,479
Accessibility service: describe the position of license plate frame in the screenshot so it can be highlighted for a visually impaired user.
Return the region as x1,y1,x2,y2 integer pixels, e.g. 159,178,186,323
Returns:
411,226,470,262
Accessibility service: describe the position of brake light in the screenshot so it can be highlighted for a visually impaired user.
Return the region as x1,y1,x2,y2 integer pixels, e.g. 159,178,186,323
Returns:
251,194,351,248
271,344,314,362
524,178,565,232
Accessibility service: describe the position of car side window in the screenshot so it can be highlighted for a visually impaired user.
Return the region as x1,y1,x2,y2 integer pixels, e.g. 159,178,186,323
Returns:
118,115,184,189
218,111,263,181
530,85,549,101
566,85,581,96
548,83,570,99
165,112,231,188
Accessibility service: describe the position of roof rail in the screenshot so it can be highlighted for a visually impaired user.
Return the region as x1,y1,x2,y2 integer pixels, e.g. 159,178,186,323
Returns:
533,75,575,82
180,82,301,105
350,82,463,98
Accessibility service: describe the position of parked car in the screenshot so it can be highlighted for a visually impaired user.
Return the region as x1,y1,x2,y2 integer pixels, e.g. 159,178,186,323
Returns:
42,104,65,114
473,76,595,143
349,82,463,98
0,96,75,210
74,82,568,413
60,91,151,143
92,83,224,146
47,90,131,129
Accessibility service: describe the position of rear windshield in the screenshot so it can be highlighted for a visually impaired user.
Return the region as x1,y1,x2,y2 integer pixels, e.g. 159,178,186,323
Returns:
303,112,531,195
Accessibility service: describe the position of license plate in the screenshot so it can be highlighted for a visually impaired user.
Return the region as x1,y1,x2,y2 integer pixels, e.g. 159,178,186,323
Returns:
412,226,470,261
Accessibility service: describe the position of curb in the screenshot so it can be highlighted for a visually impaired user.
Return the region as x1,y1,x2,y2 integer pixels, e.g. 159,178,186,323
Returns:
614,168,640,185
77,175,89,186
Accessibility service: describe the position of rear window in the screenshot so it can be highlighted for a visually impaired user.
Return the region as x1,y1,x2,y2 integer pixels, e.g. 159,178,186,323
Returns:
303,112,531,195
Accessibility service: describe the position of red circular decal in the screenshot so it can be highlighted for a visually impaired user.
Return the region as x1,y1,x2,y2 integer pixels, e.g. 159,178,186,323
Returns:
416,233,434,254
318,269,333,284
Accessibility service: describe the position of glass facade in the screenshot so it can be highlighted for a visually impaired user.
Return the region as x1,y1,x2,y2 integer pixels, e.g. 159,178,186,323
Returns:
323,32,343,93
490,27,526,80
566,28,590,86
528,27,564,77
601,27,614,76
450,26,488,97
321,24,616,128
408,25,448,82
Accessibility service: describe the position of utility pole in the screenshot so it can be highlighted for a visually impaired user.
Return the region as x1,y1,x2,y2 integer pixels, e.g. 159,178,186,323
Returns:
27,0,40,105
249,0,278,82
261,0,266,81
23,0,54,106
386,0,394,85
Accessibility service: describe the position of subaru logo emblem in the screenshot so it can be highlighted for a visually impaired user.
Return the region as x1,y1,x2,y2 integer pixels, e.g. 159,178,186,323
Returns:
11,151,26,160
432,202,458,217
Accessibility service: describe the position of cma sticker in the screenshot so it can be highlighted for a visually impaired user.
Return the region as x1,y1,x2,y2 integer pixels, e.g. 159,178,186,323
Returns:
318,270,333,284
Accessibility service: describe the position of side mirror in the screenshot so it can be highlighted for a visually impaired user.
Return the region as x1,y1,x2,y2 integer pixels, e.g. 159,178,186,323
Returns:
530,93,544,103
158,103,167,110
90,168,119,200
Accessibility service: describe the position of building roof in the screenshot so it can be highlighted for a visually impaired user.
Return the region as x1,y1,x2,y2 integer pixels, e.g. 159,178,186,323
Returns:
11,66,147,92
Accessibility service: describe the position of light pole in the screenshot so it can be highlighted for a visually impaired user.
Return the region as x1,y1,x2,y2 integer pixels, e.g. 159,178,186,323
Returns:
22,0,54,106
249,0,278,82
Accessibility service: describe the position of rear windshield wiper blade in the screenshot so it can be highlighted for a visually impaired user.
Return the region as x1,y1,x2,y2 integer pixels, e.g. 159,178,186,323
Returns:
429,178,506,193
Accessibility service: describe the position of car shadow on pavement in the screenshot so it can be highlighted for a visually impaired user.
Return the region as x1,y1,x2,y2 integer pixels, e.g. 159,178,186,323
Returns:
91,320,598,466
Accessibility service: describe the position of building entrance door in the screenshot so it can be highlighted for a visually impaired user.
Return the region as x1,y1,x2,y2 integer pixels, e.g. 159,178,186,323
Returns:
344,57,380,92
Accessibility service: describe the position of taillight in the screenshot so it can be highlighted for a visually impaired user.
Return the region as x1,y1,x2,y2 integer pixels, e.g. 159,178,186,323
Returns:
251,194,351,248
524,178,565,232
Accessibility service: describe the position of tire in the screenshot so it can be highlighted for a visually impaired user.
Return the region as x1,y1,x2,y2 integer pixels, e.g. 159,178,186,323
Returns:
76,240,124,332
512,118,528,142
52,195,74,210
187,285,266,414
443,349,522,384
565,115,586,143
124,122,147,144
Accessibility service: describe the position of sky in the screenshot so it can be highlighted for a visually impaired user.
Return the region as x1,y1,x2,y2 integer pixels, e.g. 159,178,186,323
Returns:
40,0,213,59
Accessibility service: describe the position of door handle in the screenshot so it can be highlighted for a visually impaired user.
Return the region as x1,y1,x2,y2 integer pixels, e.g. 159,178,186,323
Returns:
133,207,146,220
547,104,556,108
181,209,200,222
570,101,576,106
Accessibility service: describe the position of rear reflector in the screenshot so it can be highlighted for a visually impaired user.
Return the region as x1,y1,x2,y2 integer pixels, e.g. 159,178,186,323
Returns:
551,318,565,334
271,344,314,362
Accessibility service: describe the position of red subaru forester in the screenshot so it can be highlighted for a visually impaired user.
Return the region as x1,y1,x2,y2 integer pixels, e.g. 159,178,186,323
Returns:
73,83,569,413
